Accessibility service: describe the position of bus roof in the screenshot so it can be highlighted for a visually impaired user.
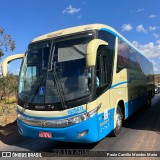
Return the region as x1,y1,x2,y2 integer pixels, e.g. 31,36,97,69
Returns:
31,24,109,43
31,24,151,62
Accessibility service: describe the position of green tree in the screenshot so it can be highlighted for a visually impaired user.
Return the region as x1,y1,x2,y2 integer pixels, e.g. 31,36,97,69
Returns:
0,73,18,102
0,27,16,58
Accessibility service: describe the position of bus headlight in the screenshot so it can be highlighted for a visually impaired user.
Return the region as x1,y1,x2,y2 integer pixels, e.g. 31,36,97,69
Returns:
88,103,102,117
69,103,101,124
69,116,83,124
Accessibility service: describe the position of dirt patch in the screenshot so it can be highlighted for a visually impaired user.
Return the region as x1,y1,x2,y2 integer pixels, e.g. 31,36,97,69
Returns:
0,121,17,136
0,104,17,127
0,103,17,136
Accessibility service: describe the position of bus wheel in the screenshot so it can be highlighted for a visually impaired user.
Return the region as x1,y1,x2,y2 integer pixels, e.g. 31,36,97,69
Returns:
110,105,123,137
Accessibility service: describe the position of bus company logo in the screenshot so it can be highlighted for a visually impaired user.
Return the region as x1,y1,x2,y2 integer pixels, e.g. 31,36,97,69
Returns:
35,105,45,109
67,106,85,115
41,121,47,127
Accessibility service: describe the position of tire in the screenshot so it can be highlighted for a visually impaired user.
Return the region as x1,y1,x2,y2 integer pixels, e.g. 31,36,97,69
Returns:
110,105,123,137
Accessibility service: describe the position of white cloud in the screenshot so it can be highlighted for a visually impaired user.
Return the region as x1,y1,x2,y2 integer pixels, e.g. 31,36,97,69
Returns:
17,69,20,73
132,41,160,58
153,33,159,39
150,60,159,73
154,67,159,72
149,26,158,31
132,41,160,73
157,40,160,44
136,25,147,33
121,24,133,32
62,5,80,15
148,14,158,18
136,8,144,12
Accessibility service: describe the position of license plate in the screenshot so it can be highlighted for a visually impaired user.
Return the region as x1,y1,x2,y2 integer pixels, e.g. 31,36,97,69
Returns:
39,131,52,138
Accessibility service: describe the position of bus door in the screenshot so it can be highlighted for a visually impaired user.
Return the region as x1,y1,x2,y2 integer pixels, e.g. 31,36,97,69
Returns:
96,45,114,140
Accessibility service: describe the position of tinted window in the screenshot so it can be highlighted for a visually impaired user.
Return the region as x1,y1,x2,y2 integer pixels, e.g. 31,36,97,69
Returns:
117,39,143,72
117,39,128,72
98,30,115,50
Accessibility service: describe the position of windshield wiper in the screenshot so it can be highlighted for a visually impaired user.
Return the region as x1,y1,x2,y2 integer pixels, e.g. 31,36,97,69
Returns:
52,69,67,109
47,41,67,110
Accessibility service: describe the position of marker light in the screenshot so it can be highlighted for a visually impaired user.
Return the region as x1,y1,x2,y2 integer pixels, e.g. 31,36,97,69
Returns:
78,130,88,138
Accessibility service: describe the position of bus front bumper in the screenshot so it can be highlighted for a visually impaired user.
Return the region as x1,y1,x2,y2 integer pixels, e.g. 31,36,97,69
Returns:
17,115,99,143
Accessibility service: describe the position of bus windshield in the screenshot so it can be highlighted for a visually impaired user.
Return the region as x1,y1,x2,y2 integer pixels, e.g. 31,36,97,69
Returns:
18,33,94,105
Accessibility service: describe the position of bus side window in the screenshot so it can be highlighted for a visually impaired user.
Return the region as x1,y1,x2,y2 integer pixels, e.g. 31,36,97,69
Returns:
96,46,112,96
117,39,128,72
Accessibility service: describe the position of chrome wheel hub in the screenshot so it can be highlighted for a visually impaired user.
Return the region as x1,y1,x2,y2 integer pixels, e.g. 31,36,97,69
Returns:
116,113,122,129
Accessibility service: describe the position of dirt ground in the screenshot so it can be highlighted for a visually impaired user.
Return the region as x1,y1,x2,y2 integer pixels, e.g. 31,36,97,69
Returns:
0,98,17,127
0,107,17,127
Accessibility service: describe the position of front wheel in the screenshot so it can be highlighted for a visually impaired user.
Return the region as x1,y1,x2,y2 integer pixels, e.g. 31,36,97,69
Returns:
110,105,123,137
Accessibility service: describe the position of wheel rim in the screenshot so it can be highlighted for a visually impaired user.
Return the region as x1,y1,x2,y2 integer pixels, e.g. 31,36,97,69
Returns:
116,112,122,129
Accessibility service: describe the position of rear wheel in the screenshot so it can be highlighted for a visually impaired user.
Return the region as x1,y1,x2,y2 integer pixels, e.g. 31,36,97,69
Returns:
110,105,123,137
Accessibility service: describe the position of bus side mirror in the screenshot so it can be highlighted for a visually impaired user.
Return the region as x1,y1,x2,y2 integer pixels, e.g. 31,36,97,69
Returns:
86,39,108,67
1,54,24,77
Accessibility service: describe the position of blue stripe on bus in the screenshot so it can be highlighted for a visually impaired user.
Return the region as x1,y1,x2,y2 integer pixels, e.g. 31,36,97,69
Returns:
110,81,128,89
100,27,122,40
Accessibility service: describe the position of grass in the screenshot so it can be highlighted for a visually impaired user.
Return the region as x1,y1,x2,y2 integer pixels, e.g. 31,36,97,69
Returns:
6,97,17,104
0,96,16,104
0,97,16,113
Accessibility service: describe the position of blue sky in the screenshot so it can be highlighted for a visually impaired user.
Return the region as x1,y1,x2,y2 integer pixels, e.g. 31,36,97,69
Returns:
0,0,160,74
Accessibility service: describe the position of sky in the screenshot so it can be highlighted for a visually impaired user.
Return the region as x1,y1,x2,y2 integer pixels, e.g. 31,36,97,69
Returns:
0,0,160,74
